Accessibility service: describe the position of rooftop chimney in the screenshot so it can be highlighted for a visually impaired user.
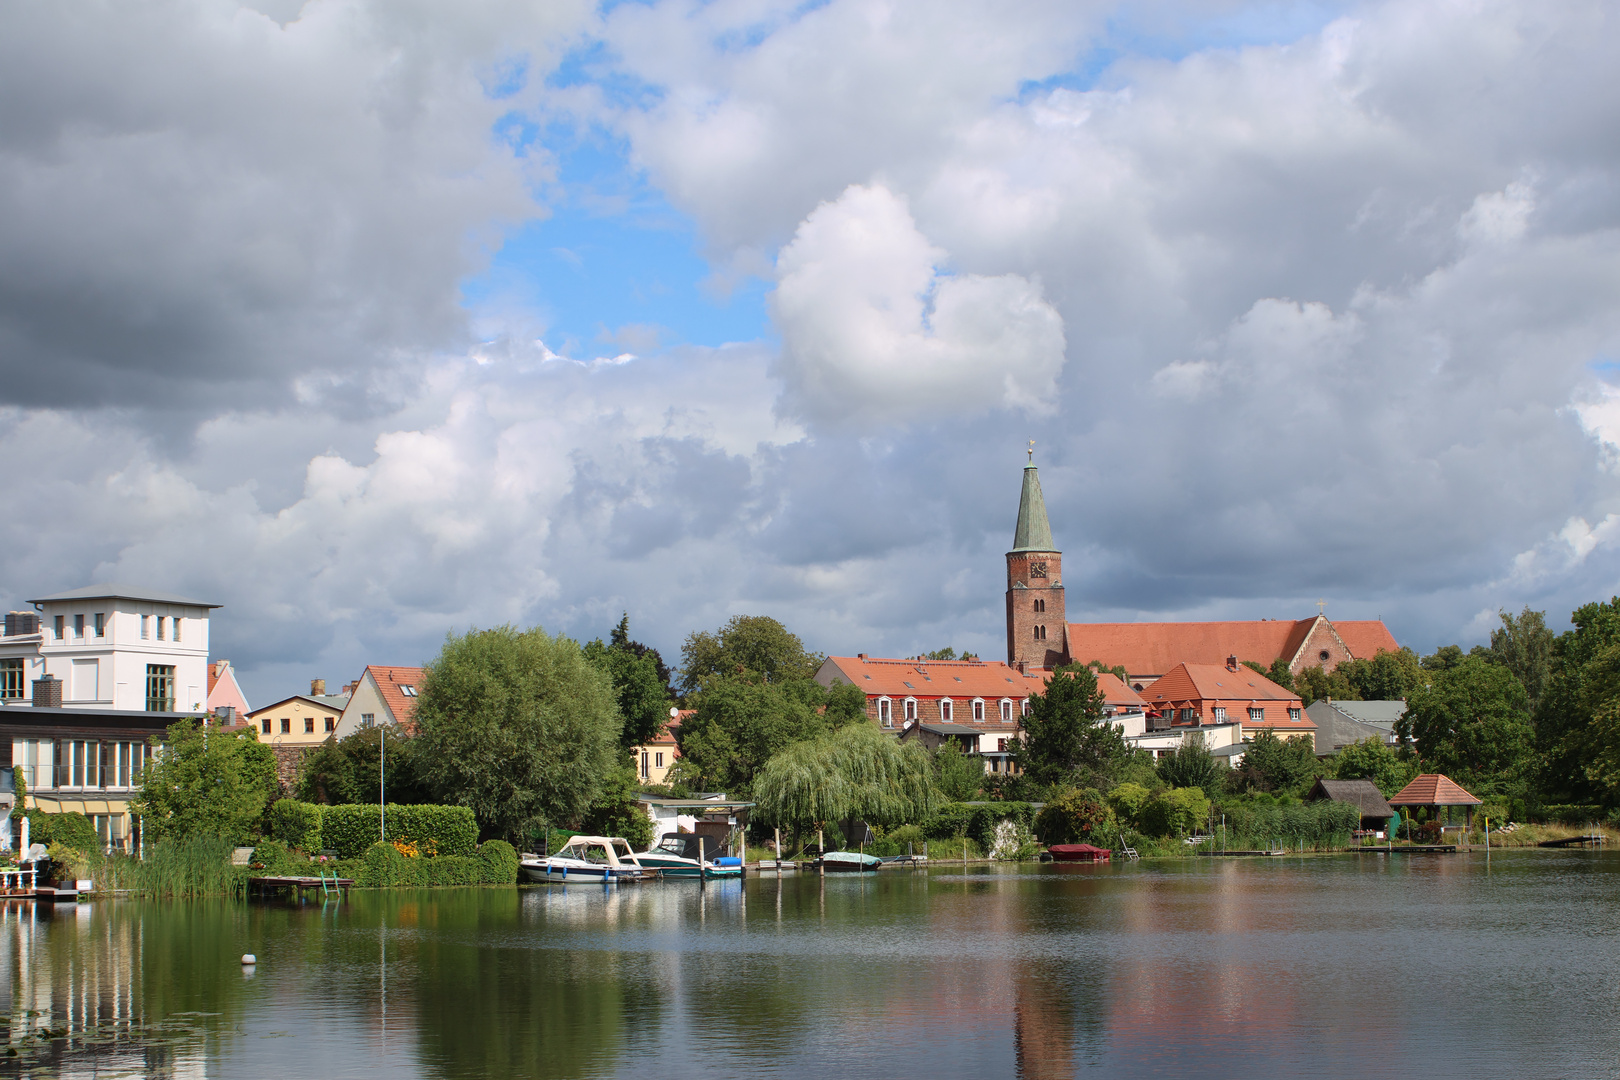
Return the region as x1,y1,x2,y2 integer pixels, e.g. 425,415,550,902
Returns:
857,653,867,660
1226,655,1239,672
31,676,61,709
311,678,327,696
5,612,39,637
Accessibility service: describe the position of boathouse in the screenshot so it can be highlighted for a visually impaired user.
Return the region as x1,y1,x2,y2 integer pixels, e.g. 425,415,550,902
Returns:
1305,778,1395,831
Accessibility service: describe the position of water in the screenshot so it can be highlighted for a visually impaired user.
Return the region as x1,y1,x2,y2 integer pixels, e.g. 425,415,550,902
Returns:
1,851,1616,1079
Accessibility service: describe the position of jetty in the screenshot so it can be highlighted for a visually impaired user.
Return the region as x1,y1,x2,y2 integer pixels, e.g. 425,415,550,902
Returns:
1538,834,1606,848
248,875,352,900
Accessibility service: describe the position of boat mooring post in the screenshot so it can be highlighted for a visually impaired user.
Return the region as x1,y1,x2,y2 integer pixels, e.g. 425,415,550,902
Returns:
699,835,707,885
818,829,824,877
774,827,781,868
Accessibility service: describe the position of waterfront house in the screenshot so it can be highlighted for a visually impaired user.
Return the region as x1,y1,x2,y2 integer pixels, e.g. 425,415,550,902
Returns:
631,708,683,785
245,681,350,746
815,654,1047,731
1141,659,1315,750
1305,778,1395,832
332,665,424,738
635,793,753,855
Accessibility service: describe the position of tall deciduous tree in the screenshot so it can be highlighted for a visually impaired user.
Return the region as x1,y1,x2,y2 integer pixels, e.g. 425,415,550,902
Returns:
1535,598,1620,800
1331,736,1418,797
1009,665,1123,789
413,625,621,844
584,614,673,750
671,676,863,797
1232,729,1319,795
1156,742,1227,795
1398,655,1533,786
1338,649,1425,701
1489,607,1554,709
131,719,277,843
752,722,936,834
294,726,429,805
677,615,823,695
933,740,983,801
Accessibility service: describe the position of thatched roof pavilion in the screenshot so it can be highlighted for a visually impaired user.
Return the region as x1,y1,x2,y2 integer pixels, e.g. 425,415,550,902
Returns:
1306,778,1395,826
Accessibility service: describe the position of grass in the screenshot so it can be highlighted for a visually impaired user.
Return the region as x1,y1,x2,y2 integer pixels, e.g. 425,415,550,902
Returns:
88,836,250,898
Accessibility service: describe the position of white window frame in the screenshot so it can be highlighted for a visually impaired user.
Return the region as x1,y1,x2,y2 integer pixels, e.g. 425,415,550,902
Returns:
877,697,893,727
972,698,985,722
1248,707,1265,722
1212,707,1226,722
999,699,1012,722
940,698,953,723
1288,708,1301,722
904,697,917,722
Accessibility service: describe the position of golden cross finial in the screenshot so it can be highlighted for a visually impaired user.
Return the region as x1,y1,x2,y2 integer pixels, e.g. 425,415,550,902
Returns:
1317,598,1326,615
1028,439,1035,464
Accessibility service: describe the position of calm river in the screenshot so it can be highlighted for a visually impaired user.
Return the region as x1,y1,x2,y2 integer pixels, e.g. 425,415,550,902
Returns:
1,850,1616,1079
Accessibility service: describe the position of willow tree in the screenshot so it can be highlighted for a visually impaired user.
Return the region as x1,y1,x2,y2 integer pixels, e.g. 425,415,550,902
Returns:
753,723,937,849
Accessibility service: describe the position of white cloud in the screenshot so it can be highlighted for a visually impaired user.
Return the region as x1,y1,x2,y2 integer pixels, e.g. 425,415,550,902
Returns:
771,183,1066,425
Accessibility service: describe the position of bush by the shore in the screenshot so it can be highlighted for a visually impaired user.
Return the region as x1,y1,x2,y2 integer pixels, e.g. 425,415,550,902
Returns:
357,839,519,887
266,800,479,858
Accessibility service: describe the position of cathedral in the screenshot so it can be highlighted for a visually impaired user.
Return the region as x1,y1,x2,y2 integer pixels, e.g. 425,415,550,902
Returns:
1005,460,1399,687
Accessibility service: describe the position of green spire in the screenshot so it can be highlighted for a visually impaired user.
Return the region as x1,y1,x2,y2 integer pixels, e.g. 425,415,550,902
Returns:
1011,464,1055,552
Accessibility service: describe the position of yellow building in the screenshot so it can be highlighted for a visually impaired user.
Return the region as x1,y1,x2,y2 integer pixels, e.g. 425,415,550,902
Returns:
246,682,349,747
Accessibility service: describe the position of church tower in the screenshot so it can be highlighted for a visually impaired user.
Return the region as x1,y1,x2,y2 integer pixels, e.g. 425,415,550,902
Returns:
1006,454,1067,670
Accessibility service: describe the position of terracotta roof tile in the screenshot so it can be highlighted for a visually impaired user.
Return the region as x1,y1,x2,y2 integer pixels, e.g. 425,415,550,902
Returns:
1066,617,1401,676
367,665,424,734
1387,774,1482,806
822,656,1046,701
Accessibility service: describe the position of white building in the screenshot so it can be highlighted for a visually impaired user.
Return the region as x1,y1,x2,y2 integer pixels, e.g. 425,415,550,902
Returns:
1,585,217,713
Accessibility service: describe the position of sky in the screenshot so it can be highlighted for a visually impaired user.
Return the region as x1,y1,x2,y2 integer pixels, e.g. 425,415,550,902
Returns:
3,0,1620,708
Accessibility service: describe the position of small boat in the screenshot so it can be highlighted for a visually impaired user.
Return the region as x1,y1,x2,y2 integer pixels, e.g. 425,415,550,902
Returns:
814,851,882,872
632,835,744,879
1045,843,1111,864
520,836,658,883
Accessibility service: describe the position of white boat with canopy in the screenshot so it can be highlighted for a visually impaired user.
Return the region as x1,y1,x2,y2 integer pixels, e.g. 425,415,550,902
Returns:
520,836,656,883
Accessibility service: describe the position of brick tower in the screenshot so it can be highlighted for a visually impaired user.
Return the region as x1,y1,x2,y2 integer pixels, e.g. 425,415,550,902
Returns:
1006,455,1067,670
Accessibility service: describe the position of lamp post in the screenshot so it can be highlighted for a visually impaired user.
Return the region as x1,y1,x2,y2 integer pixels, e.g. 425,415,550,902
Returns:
379,727,386,843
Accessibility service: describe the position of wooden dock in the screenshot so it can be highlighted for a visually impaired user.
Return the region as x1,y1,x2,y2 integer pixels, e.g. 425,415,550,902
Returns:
1349,844,1458,853
1195,850,1287,857
247,875,352,900
1538,834,1606,848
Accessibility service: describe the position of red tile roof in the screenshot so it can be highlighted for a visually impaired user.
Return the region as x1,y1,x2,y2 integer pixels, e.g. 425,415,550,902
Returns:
1387,774,1482,806
1066,617,1400,676
1145,663,1301,704
821,656,1047,701
367,665,424,734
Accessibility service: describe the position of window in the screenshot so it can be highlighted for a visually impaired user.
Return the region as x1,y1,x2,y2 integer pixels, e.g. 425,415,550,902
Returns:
280,718,291,734
324,716,335,732
74,614,85,639
1318,650,1329,661
1000,699,1012,722
640,751,650,779
140,615,149,640
0,658,23,699
1212,707,1226,722
261,718,272,735
972,699,985,722
94,612,106,637
54,615,64,640
1248,707,1265,722
941,699,953,722
1179,708,1196,722
304,717,315,734
362,713,376,729
1288,708,1301,722
1033,598,1045,613
904,698,917,722
145,664,175,712
172,617,181,642
878,698,892,727
156,616,165,641
655,752,664,768
1022,699,1031,717
998,738,1008,752
400,685,417,697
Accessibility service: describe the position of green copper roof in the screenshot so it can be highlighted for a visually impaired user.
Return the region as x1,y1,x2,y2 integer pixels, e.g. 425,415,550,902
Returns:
1011,465,1056,552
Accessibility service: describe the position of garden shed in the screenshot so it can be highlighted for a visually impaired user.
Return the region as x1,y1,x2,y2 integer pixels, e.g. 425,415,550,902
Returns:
1305,778,1395,831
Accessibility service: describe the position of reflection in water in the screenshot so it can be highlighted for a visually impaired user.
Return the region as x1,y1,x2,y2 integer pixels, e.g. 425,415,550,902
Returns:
0,853,1615,1078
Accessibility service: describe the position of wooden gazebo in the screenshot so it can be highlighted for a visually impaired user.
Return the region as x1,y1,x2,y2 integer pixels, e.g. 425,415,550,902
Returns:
1387,774,1482,832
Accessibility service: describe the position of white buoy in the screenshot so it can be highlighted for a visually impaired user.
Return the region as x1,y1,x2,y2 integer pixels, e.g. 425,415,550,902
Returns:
241,954,257,965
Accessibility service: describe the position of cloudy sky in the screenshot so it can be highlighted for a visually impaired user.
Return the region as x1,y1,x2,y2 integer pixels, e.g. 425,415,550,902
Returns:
3,0,1619,706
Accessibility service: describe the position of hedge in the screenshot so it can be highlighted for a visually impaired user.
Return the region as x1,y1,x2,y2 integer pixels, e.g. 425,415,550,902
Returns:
357,840,519,887
22,810,100,851
921,803,1037,848
318,804,479,859
268,799,323,851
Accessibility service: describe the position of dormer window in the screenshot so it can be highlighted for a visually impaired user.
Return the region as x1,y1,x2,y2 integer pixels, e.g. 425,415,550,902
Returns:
877,697,893,727
904,698,917,722
941,698,953,722
1000,699,1013,722
972,699,985,722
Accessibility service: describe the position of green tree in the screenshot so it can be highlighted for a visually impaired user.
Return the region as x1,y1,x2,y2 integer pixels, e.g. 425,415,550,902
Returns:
1034,787,1113,844
1330,736,1418,796
1242,659,1296,694
295,726,429,805
927,647,958,661
1233,729,1319,794
1423,644,1466,672
752,723,937,836
131,720,277,843
1104,782,1152,827
1294,665,1359,707
672,676,858,797
412,625,622,844
1533,598,1620,800
1156,742,1227,795
1398,655,1533,785
1083,660,1130,682
580,764,656,850
584,614,673,749
1489,607,1553,709
1338,649,1424,701
1140,787,1212,837
933,740,983,801
677,615,823,694
1009,665,1124,789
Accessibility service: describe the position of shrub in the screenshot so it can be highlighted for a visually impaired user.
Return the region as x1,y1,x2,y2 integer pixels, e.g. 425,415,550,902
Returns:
476,840,519,884
359,841,412,887
923,804,971,840
1535,804,1605,825
1035,788,1113,845
46,842,89,881
250,839,304,874
26,810,100,852
1105,783,1152,828
1140,787,1211,837
321,804,479,858
268,799,323,851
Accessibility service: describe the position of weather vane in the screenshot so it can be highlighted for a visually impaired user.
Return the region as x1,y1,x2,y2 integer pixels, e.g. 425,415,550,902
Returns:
1028,438,1035,463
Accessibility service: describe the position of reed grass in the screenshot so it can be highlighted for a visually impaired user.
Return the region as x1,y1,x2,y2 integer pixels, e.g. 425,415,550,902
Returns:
89,836,248,899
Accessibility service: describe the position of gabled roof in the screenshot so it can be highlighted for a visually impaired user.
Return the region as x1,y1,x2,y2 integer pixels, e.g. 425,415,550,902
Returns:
1327,700,1408,727
1143,663,1302,705
1387,774,1481,806
366,665,425,732
819,656,1046,700
1011,464,1056,552
1065,617,1400,675
1094,672,1146,710
1305,701,1392,751
29,583,221,608
248,693,351,718
1307,778,1395,818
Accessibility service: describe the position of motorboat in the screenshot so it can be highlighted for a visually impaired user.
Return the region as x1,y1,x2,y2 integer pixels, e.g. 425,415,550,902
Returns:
632,834,743,879
1045,843,1111,864
814,851,882,872
520,836,658,883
